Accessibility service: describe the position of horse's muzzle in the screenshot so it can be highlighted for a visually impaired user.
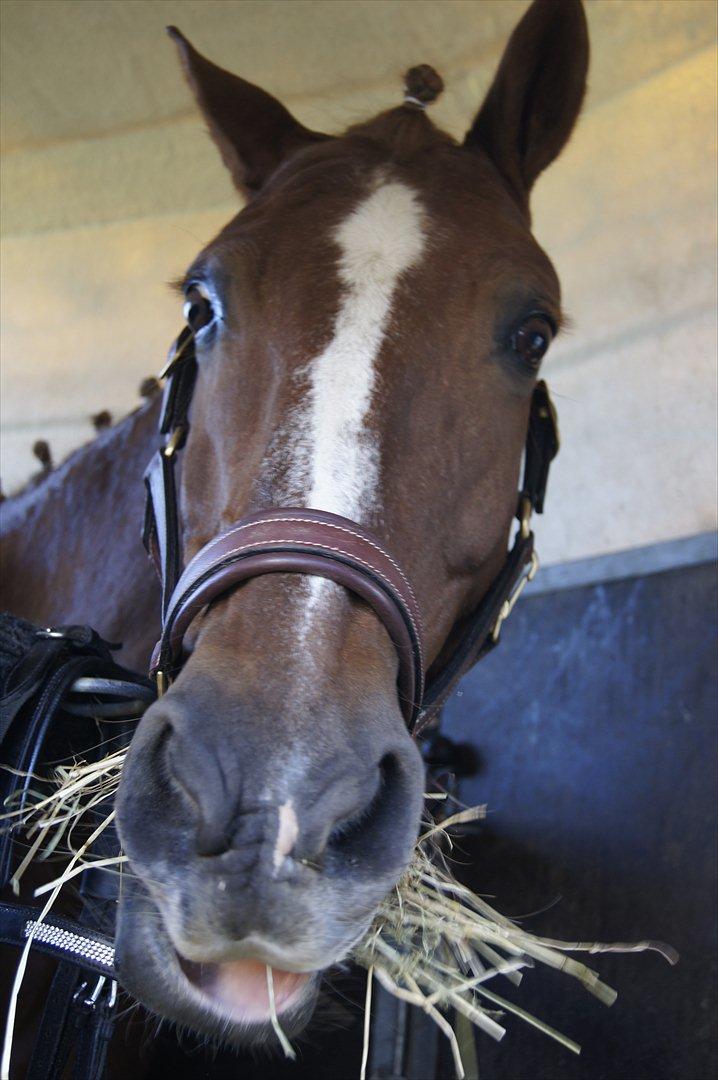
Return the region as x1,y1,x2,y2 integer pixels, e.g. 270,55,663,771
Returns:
113,658,424,1042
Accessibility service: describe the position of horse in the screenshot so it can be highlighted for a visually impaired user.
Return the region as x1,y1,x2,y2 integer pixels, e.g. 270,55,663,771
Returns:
0,0,589,1058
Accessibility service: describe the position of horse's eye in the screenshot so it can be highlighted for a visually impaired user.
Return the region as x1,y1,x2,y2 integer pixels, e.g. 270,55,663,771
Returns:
183,285,214,334
511,315,554,369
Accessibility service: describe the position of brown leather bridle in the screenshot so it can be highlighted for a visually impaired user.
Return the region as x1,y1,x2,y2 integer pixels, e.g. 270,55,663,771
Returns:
143,328,559,735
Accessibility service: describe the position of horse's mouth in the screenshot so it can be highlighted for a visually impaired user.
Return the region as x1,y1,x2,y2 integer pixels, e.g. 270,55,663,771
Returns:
176,951,313,1024
116,876,323,1044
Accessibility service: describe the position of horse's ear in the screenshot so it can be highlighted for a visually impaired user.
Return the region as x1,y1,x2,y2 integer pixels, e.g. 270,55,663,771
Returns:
464,0,589,207
167,27,329,195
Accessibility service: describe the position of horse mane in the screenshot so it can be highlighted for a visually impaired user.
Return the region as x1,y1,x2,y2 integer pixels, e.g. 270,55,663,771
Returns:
346,104,455,162
2,385,160,509
340,63,452,160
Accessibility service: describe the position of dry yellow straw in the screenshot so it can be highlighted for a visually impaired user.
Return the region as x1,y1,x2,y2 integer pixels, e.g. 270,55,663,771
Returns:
359,967,373,1080
0,810,117,1080
266,966,296,1060
1,751,678,1080
346,808,677,1076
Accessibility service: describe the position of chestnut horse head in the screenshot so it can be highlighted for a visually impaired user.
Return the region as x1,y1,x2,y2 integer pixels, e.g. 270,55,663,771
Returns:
115,0,588,1044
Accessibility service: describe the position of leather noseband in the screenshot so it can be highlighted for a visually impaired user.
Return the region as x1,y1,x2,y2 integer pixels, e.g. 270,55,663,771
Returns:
151,508,425,728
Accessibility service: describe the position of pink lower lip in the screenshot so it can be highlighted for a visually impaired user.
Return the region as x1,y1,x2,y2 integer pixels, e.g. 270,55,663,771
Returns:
178,953,311,1023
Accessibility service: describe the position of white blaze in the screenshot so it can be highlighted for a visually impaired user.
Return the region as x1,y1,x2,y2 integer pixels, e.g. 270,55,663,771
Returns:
305,179,426,517
290,177,426,642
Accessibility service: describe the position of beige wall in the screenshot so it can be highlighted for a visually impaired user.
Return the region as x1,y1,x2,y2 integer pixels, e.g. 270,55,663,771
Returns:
1,0,716,566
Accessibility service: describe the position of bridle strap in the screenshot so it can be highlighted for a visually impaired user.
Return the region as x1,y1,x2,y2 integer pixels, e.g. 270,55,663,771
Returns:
421,522,535,720
143,330,559,735
142,327,197,612
0,903,116,980
522,379,560,515
418,378,560,719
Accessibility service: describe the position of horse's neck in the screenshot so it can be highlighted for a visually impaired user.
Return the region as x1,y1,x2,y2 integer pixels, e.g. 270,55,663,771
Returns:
0,399,162,671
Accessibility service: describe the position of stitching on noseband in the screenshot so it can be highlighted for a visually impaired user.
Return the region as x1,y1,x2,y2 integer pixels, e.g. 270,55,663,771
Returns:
189,515,423,628
177,535,425,672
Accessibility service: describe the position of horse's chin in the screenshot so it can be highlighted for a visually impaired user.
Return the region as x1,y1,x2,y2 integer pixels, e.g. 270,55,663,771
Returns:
115,880,321,1046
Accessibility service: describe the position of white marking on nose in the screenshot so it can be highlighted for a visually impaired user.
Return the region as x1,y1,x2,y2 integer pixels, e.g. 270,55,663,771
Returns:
273,800,299,873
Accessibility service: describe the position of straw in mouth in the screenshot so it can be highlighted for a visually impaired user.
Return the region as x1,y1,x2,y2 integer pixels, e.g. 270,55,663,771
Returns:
177,952,311,1025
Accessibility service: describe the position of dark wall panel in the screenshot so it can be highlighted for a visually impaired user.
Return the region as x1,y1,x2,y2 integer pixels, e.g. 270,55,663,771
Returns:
443,562,717,1080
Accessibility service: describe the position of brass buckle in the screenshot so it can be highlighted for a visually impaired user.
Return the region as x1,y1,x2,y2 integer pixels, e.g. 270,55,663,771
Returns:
162,426,185,459
491,550,539,643
519,494,532,540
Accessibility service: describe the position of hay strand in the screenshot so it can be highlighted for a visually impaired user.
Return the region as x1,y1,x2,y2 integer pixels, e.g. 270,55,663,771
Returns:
348,815,675,1075
266,966,296,1060
359,967,373,1080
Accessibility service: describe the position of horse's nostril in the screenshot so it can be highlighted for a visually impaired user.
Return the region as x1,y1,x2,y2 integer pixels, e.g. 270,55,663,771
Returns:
138,698,422,877
152,719,180,792
195,819,234,858
154,710,243,857
326,753,410,873
327,756,388,848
